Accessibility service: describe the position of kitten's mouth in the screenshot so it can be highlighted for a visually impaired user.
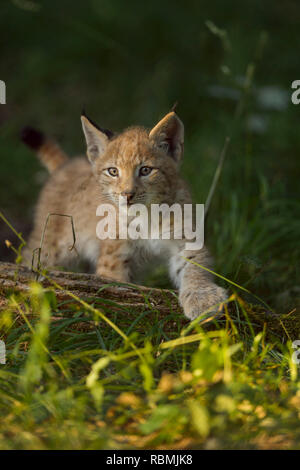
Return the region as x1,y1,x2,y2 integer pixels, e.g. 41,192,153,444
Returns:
118,198,135,207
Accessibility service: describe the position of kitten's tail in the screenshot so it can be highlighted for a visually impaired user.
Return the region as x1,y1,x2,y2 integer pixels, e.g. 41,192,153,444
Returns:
21,126,69,174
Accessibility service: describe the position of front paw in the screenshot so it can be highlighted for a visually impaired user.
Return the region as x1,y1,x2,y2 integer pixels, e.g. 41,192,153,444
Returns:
179,286,228,322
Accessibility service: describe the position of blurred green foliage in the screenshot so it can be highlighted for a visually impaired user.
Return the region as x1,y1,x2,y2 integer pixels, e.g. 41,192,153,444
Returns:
1,284,300,449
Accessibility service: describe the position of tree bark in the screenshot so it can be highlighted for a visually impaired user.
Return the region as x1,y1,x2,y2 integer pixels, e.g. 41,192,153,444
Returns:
0,261,182,315
0,261,298,339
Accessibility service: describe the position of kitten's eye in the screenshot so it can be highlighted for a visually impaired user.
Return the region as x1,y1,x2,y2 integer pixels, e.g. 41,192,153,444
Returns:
107,167,119,177
139,166,152,177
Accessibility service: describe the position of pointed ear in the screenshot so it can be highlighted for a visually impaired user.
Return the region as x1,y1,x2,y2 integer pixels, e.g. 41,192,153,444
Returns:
149,111,184,163
81,113,113,165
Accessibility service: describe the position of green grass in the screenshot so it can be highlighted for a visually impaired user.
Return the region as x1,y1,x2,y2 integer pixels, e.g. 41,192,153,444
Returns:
1,0,300,450
1,280,300,450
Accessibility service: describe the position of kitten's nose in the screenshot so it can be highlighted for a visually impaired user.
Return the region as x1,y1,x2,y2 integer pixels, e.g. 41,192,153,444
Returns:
121,190,135,204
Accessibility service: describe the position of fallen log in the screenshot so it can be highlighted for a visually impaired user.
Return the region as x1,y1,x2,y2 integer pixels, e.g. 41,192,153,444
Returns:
0,261,180,313
0,261,299,339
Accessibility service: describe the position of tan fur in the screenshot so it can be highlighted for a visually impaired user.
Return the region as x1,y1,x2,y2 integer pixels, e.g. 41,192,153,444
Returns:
37,140,69,173
23,112,227,321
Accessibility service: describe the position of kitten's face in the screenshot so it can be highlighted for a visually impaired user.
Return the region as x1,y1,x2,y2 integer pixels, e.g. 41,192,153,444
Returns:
81,111,184,208
94,128,178,207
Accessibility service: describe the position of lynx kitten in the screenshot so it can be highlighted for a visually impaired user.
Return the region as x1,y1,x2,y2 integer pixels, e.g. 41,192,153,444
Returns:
22,111,227,321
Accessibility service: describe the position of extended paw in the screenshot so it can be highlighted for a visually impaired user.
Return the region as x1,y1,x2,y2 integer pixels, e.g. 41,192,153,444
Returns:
179,285,228,322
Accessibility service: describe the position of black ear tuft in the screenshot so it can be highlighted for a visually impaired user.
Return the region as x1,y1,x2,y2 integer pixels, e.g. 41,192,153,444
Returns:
81,111,114,140
21,126,44,150
170,101,178,113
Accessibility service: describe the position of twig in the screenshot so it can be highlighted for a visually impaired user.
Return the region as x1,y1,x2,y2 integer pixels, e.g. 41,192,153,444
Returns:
205,136,230,217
